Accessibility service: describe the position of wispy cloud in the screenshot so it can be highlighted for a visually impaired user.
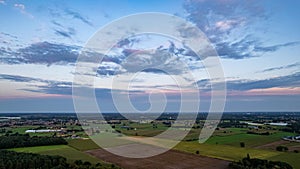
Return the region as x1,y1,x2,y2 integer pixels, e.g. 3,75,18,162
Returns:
0,74,141,99
0,0,5,5
0,74,72,96
50,20,77,39
215,18,245,31
51,20,63,27
183,0,300,59
260,62,300,73
254,42,300,53
14,3,34,18
24,81,73,95
0,74,43,83
64,8,93,27
54,27,76,39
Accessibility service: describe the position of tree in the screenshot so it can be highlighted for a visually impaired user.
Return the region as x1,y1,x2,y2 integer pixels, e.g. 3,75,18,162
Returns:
74,160,83,165
240,142,245,148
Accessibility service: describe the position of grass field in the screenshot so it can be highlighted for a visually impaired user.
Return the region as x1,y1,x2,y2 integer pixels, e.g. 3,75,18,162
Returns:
68,139,100,151
11,145,101,164
115,123,169,137
175,141,280,160
175,141,300,169
267,152,300,169
206,129,295,148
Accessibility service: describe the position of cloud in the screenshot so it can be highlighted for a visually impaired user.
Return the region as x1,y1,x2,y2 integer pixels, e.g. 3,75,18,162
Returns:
14,3,25,10
227,72,300,90
54,27,76,39
14,3,34,18
0,73,142,98
215,18,245,31
64,9,93,27
0,0,5,5
96,41,201,76
0,74,44,83
16,41,79,65
25,81,73,95
260,62,300,73
183,0,299,59
51,20,63,27
254,41,300,53
184,0,265,32
0,73,72,96
196,72,300,91
50,20,77,39
0,39,203,76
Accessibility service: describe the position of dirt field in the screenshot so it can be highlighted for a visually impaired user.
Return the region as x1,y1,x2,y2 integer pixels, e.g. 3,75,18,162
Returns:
86,148,230,169
255,140,300,152
255,140,287,149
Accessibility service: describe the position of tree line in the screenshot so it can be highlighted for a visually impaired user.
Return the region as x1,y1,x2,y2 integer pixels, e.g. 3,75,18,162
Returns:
0,150,119,169
229,155,293,169
0,133,67,149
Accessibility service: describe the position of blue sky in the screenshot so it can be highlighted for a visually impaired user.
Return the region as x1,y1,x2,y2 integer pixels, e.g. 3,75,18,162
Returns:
0,0,299,112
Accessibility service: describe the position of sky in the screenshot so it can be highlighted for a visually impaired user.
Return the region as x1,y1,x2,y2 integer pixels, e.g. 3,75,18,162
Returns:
0,0,299,113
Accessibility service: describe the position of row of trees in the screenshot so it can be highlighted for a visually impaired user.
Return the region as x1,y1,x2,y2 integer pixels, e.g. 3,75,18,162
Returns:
229,155,293,169
0,150,118,169
0,133,67,149
0,150,68,169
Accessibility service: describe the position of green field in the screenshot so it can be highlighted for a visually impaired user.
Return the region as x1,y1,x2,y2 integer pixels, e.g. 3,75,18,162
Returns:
267,152,300,169
68,139,100,151
115,123,169,137
175,141,280,160
206,128,295,147
175,141,300,169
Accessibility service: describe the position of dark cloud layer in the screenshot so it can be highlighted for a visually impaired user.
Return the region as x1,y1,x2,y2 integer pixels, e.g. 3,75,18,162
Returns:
197,72,300,91
0,74,43,83
2,70,299,98
17,41,79,65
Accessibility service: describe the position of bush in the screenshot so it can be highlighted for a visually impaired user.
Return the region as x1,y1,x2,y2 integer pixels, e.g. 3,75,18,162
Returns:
276,146,288,152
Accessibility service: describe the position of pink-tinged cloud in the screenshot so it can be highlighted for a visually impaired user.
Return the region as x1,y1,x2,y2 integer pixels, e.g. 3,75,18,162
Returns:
0,93,72,100
228,87,300,96
14,3,34,18
215,19,245,31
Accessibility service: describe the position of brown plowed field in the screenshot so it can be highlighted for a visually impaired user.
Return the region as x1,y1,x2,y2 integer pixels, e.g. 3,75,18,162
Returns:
86,148,230,169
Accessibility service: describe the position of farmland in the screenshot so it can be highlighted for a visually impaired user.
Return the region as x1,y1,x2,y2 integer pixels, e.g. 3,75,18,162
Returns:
1,112,300,168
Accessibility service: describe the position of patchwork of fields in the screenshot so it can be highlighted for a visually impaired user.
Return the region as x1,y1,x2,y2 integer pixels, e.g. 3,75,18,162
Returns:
6,126,300,169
